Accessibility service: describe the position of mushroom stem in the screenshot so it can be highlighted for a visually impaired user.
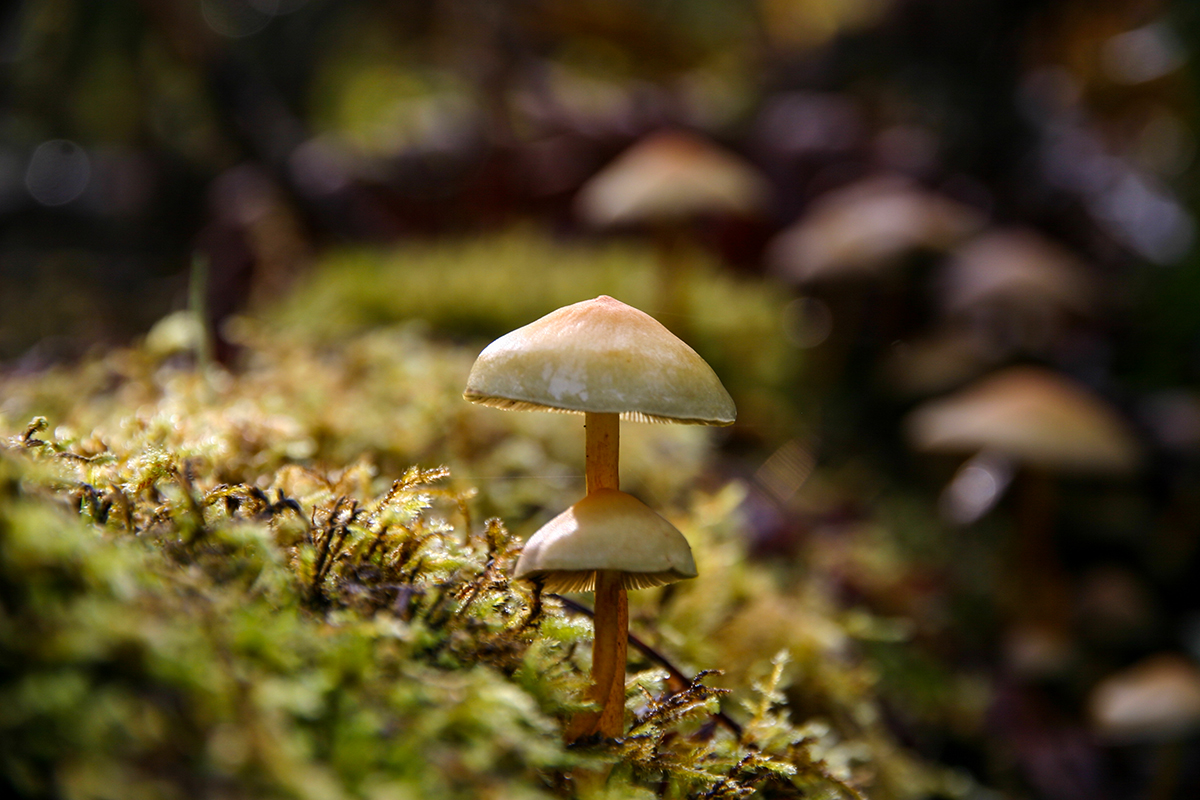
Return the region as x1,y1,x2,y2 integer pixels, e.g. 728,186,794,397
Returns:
1013,468,1069,623
653,225,689,332
566,569,629,741
585,412,620,493
569,412,628,740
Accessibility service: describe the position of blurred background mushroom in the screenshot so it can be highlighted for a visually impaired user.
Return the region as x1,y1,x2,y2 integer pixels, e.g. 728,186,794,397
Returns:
1089,653,1200,799
765,174,986,398
767,174,985,287
574,129,769,331
905,366,1142,655
1090,653,1200,745
935,228,1098,359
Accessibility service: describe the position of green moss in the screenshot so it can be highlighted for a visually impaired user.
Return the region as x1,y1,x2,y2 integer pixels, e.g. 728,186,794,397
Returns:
0,306,959,798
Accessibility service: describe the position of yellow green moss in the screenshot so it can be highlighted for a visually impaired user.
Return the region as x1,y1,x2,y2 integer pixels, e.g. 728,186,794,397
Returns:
1,305,960,798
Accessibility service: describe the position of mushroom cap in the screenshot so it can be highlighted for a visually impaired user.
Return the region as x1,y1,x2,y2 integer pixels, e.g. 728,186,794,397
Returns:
767,175,984,284
514,488,697,592
1089,654,1200,743
905,366,1141,475
939,228,1094,318
576,130,768,227
879,328,1000,398
463,295,736,425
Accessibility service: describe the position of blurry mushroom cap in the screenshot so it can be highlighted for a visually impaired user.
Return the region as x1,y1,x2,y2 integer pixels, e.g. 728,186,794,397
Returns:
905,366,1141,474
880,328,1000,398
1089,654,1200,743
514,488,698,592
939,228,1094,318
767,174,984,284
576,129,768,227
463,295,736,425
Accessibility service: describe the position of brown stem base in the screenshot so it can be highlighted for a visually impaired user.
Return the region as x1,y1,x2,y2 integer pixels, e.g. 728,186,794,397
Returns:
566,569,628,741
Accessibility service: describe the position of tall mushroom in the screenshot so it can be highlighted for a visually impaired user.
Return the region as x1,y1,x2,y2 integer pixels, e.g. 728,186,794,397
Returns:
575,130,768,328
765,174,984,388
905,366,1141,623
464,295,735,740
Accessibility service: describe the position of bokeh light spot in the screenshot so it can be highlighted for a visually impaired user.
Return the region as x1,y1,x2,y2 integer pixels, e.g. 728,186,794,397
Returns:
25,139,90,207
782,297,833,348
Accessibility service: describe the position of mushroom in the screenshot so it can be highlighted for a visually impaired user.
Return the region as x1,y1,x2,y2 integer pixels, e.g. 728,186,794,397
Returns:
514,490,698,593
905,366,1141,621
576,130,767,227
766,175,984,388
766,174,984,286
464,295,735,740
905,366,1140,479
936,228,1095,353
575,130,768,327
515,489,697,740
878,326,1002,398
1088,653,1200,798
1090,654,1200,744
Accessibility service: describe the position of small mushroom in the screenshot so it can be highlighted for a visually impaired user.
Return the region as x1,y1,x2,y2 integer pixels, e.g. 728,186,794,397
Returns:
905,366,1141,623
575,130,768,327
515,490,698,593
464,295,734,740
1090,654,1200,743
767,174,984,285
516,488,697,740
937,228,1095,352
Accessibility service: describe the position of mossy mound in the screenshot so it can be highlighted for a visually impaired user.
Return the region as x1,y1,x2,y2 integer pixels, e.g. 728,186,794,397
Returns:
1,318,961,799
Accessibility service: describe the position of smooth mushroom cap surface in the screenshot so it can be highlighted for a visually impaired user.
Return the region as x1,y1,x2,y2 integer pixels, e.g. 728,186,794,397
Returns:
878,328,998,398
879,328,999,398
1089,654,1200,743
767,174,984,284
905,366,1141,474
938,228,1094,317
514,488,698,592
463,295,736,425
576,130,768,227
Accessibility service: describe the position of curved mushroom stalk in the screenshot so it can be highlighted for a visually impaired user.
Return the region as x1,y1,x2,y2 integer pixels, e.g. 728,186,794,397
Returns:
567,569,628,741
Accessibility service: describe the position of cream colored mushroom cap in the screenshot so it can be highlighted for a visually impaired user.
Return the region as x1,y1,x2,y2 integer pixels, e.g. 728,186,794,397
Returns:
905,366,1141,474
768,175,984,284
1089,654,1200,742
463,295,736,425
576,130,768,227
940,228,1093,317
514,489,697,592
